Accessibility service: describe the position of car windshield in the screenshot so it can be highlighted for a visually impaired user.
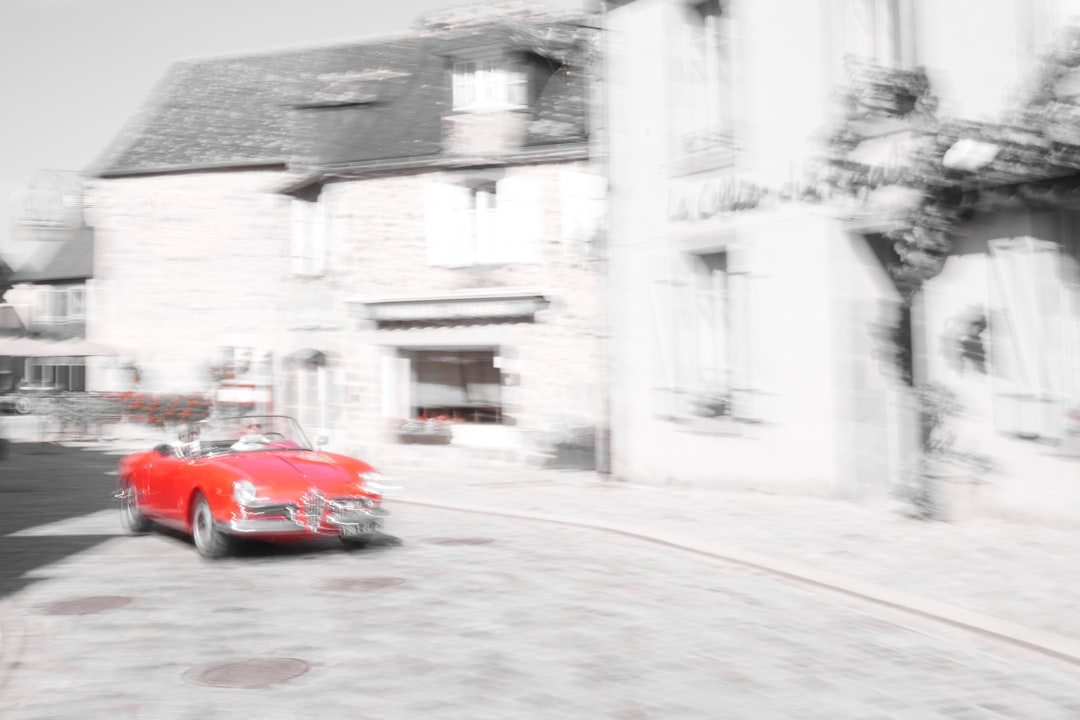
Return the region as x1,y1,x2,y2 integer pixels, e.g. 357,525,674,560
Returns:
183,416,314,456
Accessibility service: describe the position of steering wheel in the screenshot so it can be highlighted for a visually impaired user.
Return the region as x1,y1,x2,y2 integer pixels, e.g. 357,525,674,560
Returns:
262,432,286,442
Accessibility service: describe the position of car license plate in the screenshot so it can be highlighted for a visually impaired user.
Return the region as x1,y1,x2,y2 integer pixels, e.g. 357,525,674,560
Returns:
339,522,374,537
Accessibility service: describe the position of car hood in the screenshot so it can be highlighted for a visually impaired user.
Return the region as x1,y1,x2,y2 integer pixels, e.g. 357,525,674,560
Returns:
213,451,362,497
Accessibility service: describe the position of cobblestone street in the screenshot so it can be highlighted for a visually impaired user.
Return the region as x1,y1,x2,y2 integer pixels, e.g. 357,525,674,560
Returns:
4,482,1080,718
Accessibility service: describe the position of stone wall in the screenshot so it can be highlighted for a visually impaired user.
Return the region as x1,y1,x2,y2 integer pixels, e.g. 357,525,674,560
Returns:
319,158,607,462
84,158,607,466
84,170,292,393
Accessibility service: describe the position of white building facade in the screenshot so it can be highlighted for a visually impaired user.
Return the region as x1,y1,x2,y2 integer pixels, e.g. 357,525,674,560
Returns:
604,0,1080,520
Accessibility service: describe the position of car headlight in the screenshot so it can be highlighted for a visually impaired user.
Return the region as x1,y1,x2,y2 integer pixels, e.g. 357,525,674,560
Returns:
359,471,384,493
232,480,259,505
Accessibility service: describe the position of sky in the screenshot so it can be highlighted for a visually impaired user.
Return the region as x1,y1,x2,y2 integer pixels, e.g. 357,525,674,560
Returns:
0,0,585,267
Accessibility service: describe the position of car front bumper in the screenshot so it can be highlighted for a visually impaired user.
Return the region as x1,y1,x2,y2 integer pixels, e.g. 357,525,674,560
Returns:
226,506,389,536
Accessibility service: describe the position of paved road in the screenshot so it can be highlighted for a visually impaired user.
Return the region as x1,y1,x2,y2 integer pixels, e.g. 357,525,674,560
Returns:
4,499,1080,719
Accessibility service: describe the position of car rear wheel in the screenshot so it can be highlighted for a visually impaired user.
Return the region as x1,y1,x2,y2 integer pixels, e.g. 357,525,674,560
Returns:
120,481,151,534
191,493,231,559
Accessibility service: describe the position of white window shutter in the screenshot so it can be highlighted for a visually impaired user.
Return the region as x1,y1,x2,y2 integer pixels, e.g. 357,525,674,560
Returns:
474,189,499,264
497,174,543,263
648,260,678,418
311,198,328,275
560,170,607,255
291,199,312,274
727,243,761,421
988,237,1066,439
1063,254,1080,404
381,355,412,420
425,183,472,267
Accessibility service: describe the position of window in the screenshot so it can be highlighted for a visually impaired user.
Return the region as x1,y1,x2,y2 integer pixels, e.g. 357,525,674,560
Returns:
410,350,503,424
68,287,85,320
988,237,1080,442
674,0,736,170
452,57,528,112
291,194,327,276
214,345,252,382
650,247,770,423
425,174,542,267
846,0,904,66
284,364,327,430
32,284,85,323
24,358,86,391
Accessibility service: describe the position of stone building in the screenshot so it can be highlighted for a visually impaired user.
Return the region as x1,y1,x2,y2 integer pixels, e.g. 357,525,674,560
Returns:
85,2,606,465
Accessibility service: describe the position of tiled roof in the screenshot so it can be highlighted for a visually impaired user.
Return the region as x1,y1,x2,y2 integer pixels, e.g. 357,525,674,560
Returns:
0,304,27,335
89,12,595,178
8,227,95,283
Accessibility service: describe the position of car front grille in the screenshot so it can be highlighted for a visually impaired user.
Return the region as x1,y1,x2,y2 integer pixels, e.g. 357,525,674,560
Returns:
300,491,327,531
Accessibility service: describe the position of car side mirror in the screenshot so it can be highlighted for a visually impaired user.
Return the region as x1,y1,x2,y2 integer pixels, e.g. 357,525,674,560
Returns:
316,436,329,447
153,444,175,457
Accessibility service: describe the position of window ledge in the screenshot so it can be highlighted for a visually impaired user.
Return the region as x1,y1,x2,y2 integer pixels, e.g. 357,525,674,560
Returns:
449,105,529,115
287,323,342,332
656,415,759,436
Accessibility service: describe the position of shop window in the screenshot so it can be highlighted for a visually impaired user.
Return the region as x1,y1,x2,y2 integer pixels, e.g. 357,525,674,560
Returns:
988,237,1080,442
291,187,327,276
425,173,542,267
452,57,528,112
411,349,503,424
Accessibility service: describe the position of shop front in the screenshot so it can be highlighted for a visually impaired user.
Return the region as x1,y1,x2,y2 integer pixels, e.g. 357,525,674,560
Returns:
350,289,554,463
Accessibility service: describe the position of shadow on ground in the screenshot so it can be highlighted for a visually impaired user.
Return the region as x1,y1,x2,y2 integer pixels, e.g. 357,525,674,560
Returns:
0,442,121,600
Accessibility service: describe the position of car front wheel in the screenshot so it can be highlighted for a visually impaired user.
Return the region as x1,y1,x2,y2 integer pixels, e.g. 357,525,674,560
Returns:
191,493,231,559
120,481,151,534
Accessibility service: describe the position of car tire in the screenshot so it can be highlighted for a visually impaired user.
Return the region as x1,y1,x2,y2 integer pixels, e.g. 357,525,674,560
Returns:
14,397,31,414
120,481,151,534
191,493,231,560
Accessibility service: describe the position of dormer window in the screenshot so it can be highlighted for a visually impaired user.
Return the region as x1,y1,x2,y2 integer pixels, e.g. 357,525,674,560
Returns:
452,57,528,112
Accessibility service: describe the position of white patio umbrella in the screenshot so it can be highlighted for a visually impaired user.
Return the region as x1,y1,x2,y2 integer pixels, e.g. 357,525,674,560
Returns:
48,337,120,357
0,336,65,357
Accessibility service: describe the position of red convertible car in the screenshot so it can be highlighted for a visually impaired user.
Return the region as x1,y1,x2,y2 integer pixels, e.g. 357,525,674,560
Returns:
116,415,388,558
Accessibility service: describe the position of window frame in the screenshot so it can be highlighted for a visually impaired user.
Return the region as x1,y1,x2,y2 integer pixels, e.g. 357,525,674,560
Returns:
32,284,85,323
451,54,529,113
23,357,86,391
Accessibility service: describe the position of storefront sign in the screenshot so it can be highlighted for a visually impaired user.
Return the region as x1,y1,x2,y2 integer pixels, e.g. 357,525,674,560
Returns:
668,175,768,222
367,296,548,323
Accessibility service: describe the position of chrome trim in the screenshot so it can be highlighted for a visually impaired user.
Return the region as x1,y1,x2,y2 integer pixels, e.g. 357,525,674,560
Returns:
325,507,390,527
224,494,387,536
227,518,308,534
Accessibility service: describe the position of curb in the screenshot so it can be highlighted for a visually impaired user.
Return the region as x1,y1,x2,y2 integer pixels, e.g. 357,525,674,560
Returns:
394,496,1080,668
